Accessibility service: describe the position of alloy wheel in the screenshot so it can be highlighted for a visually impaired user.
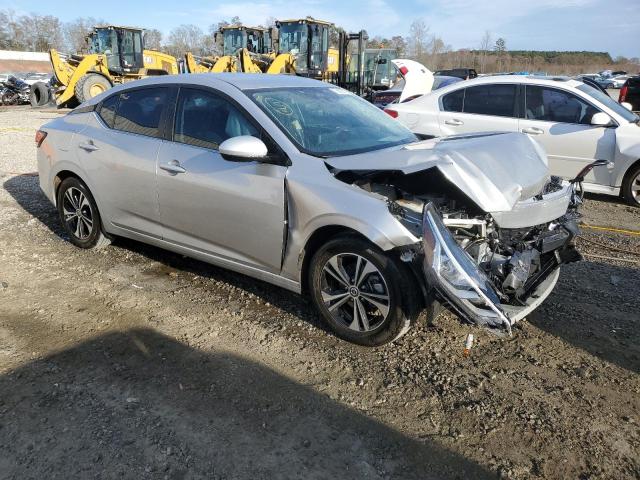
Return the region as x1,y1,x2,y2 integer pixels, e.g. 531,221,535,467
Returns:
62,187,94,240
320,253,390,332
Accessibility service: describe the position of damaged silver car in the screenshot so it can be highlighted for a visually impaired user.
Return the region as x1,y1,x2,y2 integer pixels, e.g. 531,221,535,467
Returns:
37,74,583,346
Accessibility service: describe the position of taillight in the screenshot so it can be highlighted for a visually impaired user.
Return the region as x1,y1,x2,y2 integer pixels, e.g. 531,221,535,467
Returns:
619,85,628,102
35,130,47,147
399,66,408,76
384,109,398,118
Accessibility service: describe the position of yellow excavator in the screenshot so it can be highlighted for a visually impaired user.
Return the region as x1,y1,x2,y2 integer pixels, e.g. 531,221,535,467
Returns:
184,25,275,74
38,25,179,107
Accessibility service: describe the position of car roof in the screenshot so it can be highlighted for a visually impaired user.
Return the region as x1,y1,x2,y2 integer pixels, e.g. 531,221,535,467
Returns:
452,74,583,88
82,73,329,106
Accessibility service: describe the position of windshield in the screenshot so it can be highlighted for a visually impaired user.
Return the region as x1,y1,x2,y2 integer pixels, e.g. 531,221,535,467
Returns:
223,29,246,56
577,83,639,123
88,29,116,54
278,23,308,71
249,87,417,157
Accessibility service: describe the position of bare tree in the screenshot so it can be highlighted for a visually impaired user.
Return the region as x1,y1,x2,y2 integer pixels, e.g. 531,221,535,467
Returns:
407,19,429,64
166,24,205,57
64,17,103,53
144,29,163,51
390,35,406,57
479,30,492,73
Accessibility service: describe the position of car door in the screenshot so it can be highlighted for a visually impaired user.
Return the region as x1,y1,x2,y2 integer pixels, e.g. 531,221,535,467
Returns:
518,85,616,183
156,86,287,273
75,87,169,238
438,84,519,136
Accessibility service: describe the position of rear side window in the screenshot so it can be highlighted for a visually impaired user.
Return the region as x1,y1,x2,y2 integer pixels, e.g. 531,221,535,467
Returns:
442,89,464,112
463,84,516,117
113,87,168,138
98,94,118,128
173,87,259,150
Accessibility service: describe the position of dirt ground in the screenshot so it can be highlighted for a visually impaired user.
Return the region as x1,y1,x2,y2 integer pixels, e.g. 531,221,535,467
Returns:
1,106,639,480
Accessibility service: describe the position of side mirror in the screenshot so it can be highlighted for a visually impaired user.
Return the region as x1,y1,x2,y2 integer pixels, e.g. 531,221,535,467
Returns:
620,101,633,111
219,136,268,161
590,112,613,127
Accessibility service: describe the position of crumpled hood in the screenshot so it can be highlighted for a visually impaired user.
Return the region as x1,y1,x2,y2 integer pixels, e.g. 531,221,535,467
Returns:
326,132,551,212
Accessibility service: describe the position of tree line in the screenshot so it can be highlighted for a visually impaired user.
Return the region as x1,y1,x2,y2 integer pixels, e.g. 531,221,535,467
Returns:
0,9,637,75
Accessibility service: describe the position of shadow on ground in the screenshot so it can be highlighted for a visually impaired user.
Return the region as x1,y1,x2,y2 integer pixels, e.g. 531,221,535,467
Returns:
0,328,494,479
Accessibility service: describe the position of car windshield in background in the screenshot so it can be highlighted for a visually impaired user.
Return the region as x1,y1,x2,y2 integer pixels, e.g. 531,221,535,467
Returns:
577,83,639,123
248,87,417,157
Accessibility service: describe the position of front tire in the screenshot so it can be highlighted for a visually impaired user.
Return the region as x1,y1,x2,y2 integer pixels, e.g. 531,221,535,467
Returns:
308,236,420,346
622,164,640,207
57,177,111,249
74,74,111,104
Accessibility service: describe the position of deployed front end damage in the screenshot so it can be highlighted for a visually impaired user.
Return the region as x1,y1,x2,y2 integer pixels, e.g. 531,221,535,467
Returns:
328,132,583,334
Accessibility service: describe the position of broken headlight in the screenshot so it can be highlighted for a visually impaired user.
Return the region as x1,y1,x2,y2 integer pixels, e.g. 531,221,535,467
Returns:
422,203,512,333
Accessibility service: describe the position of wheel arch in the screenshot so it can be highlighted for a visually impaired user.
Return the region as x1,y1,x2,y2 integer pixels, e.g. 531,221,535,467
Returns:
299,225,372,295
621,158,640,188
298,225,428,308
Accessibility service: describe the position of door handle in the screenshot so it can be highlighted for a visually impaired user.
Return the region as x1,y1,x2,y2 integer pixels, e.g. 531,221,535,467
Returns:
159,160,186,175
445,119,463,126
521,127,544,135
78,141,99,152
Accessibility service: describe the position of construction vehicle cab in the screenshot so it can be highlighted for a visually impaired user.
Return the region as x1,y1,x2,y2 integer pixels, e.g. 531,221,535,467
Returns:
218,26,272,55
87,26,144,73
275,18,335,77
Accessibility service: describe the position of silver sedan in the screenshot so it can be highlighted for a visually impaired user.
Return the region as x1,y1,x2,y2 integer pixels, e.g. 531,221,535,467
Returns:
37,73,583,345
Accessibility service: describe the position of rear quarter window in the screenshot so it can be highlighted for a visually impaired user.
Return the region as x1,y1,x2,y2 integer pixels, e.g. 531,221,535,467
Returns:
441,89,464,112
98,94,118,128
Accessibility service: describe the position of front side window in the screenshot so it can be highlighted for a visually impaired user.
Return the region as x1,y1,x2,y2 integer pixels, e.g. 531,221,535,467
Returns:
525,86,599,125
113,87,167,138
173,88,259,150
463,84,516,117
441,89,464,112
576,83,638,123
249,87,417,157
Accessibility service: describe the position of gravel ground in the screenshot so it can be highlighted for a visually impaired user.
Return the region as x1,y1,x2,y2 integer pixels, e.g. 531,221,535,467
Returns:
1,106,639,480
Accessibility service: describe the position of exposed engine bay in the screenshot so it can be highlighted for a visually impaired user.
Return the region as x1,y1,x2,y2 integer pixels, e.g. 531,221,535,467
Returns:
333,166,582,314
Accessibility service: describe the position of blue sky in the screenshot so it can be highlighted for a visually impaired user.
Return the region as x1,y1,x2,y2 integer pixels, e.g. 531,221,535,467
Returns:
4,0,639,58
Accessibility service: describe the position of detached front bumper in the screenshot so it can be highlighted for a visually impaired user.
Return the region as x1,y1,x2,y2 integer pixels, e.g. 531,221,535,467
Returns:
421,203,574,334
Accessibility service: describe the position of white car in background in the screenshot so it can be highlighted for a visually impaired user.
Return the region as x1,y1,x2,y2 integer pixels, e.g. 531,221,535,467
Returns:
611,75,629,89
385,75,640,206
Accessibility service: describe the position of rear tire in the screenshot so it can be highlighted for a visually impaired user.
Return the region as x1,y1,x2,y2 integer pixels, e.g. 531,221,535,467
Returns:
57,177,111,249
74,74,111,104
30,82,50,107
622,164,640,207
308,235,421,346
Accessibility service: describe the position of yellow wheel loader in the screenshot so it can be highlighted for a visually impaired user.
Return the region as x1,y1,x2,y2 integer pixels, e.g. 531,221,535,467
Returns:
46,25,179,107
184,25,273,74
237,17,367,96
